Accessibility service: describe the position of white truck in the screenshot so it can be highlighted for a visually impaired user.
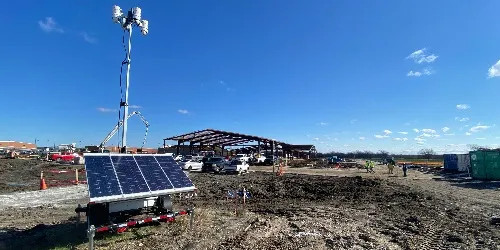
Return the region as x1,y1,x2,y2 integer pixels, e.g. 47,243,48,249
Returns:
224,159,249,174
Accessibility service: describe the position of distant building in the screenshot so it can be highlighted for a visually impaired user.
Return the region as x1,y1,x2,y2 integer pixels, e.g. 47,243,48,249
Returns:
85,145,158,154
0,141,37,150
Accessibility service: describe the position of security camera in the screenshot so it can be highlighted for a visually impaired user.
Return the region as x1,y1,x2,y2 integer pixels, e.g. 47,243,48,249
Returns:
140,20,148,35
112,5,123,23
132,7,142,21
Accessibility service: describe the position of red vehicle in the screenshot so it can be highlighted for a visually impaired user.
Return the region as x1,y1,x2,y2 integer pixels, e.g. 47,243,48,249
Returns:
50,153,75,162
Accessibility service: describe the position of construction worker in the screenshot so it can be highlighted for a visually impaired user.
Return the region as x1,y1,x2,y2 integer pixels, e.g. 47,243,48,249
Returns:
402,163,408,177
365,160,370,173
388,160,395,174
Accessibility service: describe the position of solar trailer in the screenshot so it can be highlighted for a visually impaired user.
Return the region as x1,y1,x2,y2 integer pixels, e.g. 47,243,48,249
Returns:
81,153,196,227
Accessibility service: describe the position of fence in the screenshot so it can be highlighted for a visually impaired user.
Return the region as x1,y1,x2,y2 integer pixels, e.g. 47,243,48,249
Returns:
40,169,87,189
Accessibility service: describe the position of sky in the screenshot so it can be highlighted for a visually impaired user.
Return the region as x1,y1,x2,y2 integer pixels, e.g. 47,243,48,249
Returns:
2,1,500,154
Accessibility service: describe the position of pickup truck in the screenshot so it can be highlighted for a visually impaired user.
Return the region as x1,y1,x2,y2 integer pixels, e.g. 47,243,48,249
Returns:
224,160,249,174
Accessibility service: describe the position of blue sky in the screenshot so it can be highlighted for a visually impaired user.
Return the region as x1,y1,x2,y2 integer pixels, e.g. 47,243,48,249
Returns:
2,1,500,154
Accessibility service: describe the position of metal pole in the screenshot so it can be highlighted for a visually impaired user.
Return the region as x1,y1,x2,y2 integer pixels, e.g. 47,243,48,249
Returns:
87,225,95,250
121,26,132,153
189,208,195,230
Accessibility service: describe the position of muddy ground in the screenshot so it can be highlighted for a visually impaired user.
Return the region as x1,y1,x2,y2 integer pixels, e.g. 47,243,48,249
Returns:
0,159,499,249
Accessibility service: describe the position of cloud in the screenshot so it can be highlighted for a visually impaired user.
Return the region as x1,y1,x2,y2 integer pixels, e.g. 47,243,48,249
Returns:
407,68,434,77
393,137,408,141
398,132,408,135
97,107,117,113
470,124,491,133
219,80,226,86
415,137,426,142
406,48,438,64
420,133,440,138
383,130,392,135
129,105,142,109
416,141,425,145
421,128,436,134
359,137,366,140
80,32,97,44
313,137,320,141
444,133,455,136
413,129,420,133
456,104,470,110
38,17,64,33
465,132,472,136
476,137,486,140
178,109,189,114
488,60,500,78
374,135,389,139
455,117,470,122
442,127,450,133
350,119,358,124
318,122,328,126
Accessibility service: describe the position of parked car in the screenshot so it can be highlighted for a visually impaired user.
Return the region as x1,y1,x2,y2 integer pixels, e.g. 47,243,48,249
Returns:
224,160,249,174
191,153,204,162
235,154,251,163
263,156,278,166
202,157,227,173
179,159,203,172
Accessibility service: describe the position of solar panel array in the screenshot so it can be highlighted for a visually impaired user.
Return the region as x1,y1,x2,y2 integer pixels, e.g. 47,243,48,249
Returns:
85,154,195,202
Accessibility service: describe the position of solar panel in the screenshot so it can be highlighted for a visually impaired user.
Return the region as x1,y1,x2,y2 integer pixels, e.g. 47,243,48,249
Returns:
84,153,196,203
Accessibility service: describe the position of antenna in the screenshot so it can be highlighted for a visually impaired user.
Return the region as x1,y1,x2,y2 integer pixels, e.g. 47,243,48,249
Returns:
112,5,149,153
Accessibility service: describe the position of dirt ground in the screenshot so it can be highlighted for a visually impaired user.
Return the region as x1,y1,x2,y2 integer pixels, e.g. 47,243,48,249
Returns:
0,159,499,249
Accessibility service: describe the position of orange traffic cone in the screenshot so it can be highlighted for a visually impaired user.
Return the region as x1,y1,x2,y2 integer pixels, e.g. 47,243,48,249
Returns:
40,177,48,190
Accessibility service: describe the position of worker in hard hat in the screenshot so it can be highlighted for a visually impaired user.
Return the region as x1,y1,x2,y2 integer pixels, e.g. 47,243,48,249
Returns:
402,163,408,177
365,160,370,173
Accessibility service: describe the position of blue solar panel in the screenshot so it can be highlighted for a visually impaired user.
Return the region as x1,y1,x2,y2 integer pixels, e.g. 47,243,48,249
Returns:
155,156,194,188
133,155,174,191
111,156,150,194
85,156,122,198
84,154,195,202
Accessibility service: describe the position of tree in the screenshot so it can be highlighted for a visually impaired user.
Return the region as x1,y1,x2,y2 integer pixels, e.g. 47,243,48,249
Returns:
419,148,435,161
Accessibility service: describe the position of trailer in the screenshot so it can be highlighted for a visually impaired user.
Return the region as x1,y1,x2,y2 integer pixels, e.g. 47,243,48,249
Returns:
76,153,196,236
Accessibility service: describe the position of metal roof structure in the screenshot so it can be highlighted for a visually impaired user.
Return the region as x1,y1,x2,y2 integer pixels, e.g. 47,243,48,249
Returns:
164,129,286,147
163,129,316,157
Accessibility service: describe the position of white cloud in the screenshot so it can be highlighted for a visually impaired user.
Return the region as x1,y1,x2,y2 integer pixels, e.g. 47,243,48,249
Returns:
470,124,491,133
129,105,142,109
407,70,422,77
393,137,408,141
359,137,366,141
398,131,408,135
38,17,64,33
406,48,438,64
178,109,189,114
455,117,469,122
81,32,97,44
442,127,450,133
318,122,328,126
313,137,320,141
414,137,426,142
417,141,425,145
334,138,339,141
413,129,420,133
488,60,500,78
350,119,358,124
421,128,436,134
383,130,392,135
456,104,470,110
476,137,486,140
444,133,455,136
465,132,472,136
97,107,117,113
374,135,389,139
